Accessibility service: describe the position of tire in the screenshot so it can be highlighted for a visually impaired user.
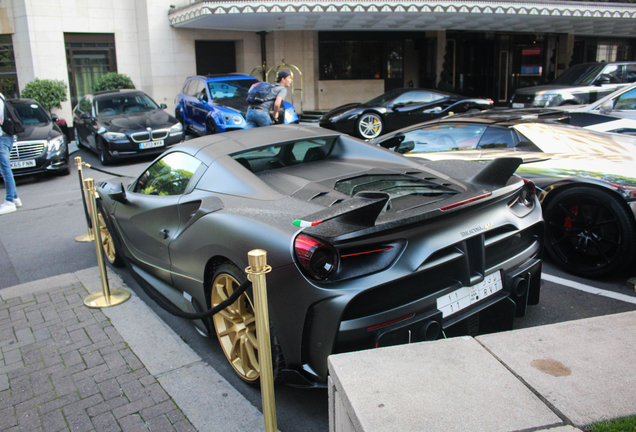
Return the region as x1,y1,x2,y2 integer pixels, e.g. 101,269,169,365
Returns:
96,200,125,268
209,263,285,386
543,186,636,278
98,139,113,166
74,126,85,148
356,113,383,139
206,118,218,135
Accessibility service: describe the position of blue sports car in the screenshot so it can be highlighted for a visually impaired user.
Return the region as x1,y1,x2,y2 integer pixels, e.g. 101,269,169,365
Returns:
175,73,299,136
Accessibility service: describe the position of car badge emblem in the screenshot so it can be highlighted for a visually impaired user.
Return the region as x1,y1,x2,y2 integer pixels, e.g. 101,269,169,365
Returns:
146,127,152,132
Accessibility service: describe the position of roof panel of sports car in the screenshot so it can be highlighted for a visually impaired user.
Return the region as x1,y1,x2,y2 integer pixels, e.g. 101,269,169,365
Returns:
174,124,340,166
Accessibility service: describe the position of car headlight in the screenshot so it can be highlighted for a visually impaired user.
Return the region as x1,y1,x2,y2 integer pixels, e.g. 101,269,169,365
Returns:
532,94,559,107
102,131,127,141
47,135,65,152
169,122,183,135
285,108,296,123
232,115,244,125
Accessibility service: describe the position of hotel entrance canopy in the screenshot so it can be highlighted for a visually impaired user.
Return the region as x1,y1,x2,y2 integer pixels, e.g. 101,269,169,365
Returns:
169,0,636,36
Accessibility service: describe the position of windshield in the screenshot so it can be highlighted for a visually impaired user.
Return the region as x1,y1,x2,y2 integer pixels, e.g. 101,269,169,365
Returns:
208,78,259,100
552,63,606,86
95,93,160,116
13,101,49,125
364,89,412,107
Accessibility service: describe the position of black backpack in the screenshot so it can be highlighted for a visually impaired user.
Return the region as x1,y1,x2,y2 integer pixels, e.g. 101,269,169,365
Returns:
246,82,274,105
1,96,26,135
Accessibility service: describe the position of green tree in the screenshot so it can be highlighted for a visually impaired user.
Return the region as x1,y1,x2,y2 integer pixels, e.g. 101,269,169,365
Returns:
20,78,68,115
92,73,135,92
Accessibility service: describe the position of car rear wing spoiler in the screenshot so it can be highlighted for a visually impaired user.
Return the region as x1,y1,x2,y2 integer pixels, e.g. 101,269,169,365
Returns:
299,158,523,242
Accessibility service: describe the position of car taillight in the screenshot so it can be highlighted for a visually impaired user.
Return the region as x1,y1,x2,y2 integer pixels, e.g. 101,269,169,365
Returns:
520,179,536,206
294,234,339,281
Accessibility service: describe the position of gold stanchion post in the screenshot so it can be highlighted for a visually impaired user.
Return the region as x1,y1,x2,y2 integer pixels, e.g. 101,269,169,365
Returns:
75,156,94,243
83,178,131,308
246,249,277,432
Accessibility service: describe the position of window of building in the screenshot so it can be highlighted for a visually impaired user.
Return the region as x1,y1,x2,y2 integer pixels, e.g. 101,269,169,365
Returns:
65,33,117,107
319,33,403,81
0,35,19,98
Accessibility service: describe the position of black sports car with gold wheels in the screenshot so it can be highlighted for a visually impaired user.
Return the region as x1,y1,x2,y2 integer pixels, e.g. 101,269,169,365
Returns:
95,125,544,387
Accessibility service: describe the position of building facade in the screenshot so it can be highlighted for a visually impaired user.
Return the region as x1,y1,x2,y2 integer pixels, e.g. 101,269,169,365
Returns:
1,0,636,123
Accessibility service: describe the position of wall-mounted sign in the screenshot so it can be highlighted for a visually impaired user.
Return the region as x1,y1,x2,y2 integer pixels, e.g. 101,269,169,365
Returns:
522,47,542,56
521,65,542,76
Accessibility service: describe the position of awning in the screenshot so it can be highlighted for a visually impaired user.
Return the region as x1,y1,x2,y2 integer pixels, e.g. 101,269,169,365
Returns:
169,1,636,36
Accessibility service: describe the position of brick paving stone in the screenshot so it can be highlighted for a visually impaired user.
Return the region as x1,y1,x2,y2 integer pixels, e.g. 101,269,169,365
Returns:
91,411,120,432
120,414,149,432
1,284,195,432
17,407,41,430
75,377,99,399
98,378,123,400
41,409,67,432
146,415,173,432
112,396,156,420
139,401,177,422
86,395,129,417
173,420,196,432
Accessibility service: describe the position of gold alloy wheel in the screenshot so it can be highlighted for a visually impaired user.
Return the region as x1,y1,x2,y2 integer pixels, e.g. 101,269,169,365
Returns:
211,273,260,382
98,212,117,265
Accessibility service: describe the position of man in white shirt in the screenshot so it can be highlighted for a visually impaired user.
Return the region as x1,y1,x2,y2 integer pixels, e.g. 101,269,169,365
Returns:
0,93,22,215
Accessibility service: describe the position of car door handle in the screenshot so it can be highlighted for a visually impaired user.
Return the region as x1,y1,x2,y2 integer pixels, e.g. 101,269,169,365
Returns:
160,229,169,239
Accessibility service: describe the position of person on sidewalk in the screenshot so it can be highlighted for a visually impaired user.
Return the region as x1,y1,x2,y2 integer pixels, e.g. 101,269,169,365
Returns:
245,70,293,129
0,93,22,215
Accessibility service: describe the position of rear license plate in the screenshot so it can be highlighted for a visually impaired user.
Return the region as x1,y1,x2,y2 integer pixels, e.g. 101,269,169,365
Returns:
436,271,503,318
139,140,164,149
11,159,36,169
512,103,525,108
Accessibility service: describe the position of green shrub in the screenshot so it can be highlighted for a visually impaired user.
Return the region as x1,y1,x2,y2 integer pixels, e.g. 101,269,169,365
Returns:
92,73,135,92
20,78,68,115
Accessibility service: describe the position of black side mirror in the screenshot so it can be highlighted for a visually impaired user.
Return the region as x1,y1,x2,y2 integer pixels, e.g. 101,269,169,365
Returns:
51,114,59,122
594,76,610,86
80,112,92,121
378,133,405,149
160,103,167,109
393,103,406,109
108,182,127,204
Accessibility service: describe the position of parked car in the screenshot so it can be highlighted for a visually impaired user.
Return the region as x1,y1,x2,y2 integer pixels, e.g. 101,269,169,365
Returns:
8,98,69,176
556,82,636,122
319,88,493,140
375,112,636,278
73,89,184,165
96,125,543,386
510,61,636,109
174,73,299,136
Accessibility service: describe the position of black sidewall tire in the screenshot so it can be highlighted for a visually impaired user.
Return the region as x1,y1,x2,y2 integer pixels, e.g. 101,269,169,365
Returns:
206,118,218,135
544,186,636,278
98,139,113,166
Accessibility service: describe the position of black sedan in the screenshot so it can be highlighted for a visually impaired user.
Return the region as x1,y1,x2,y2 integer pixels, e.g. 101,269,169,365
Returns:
96,125,544,386
319,88,493,140
73,89,184,165
375,111,636,278
9,98,69,176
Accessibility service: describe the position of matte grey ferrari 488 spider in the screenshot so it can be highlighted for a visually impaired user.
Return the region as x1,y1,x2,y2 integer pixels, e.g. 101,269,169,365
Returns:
96,125,544,387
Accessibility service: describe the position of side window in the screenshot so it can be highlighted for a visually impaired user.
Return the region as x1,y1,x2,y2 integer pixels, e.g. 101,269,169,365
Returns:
624,65,636,83
399,124,487,153
182,80,194,95
477,127,516,149
614,88,636,111
79,96,91,113
600,65,622,84
134,152,201,196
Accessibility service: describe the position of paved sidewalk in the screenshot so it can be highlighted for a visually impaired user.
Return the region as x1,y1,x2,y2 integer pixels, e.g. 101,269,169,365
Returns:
0,267,265,432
